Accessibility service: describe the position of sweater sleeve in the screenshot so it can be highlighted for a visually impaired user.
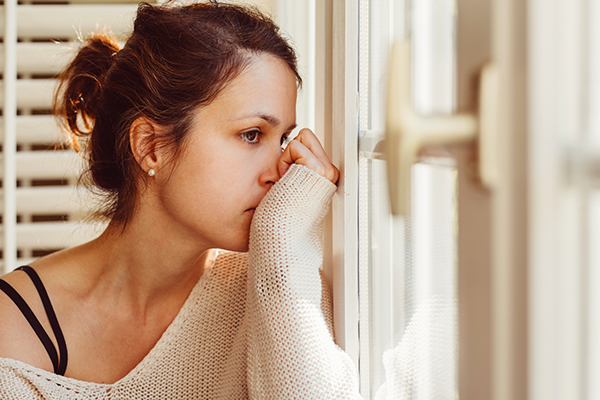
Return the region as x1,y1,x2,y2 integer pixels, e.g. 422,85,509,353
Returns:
246,164,361,399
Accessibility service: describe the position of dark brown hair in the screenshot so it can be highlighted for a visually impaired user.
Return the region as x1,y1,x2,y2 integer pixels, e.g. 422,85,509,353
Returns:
54,1,301,226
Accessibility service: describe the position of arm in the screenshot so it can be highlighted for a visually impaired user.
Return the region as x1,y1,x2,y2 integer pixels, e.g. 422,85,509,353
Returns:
246,163,361,399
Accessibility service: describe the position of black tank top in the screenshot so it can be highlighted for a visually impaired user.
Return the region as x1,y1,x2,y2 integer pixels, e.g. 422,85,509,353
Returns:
0,266,68,375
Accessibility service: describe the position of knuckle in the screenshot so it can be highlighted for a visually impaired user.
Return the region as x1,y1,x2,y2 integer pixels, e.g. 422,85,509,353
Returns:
288,139,301,152
330,165,340,183
298,128,315,141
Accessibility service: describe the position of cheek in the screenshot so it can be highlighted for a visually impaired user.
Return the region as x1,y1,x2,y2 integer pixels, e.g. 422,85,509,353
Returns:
181,153,252,207
166,138,261,209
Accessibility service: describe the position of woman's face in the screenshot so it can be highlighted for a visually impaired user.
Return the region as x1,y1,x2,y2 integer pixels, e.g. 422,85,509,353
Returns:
153,55,298,252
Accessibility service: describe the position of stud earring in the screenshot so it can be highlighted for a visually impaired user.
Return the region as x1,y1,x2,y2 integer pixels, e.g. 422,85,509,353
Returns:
148,169,156,177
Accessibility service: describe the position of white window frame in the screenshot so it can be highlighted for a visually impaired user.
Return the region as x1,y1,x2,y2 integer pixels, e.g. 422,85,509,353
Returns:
277,0,360,367
329,0,360,368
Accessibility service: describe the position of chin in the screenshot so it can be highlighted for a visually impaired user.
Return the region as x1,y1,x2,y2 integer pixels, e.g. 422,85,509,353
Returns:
226,242,249,253
218,237,249,253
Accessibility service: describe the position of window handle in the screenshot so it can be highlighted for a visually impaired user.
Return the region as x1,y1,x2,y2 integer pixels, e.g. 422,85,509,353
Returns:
385,39,498,216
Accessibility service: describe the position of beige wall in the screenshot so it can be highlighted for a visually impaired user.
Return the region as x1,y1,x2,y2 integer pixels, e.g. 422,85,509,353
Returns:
237,0,277,18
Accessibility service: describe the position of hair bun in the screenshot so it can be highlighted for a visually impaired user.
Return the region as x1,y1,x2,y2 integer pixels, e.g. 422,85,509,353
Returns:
54,34,121,150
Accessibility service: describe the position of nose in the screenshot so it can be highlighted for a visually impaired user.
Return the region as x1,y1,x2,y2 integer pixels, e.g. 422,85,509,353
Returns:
258,144,282,187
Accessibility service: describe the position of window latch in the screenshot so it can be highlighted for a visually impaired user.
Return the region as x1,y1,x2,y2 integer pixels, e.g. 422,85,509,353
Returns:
385,39,499,216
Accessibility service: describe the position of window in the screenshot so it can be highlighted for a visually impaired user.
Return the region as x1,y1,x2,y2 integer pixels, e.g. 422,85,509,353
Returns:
356,0,458,398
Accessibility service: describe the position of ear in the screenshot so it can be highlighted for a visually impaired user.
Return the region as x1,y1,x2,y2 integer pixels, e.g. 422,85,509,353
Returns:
129,117,159,173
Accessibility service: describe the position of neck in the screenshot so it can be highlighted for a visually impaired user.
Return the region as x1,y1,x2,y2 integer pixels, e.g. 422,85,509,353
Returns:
77,215,209,316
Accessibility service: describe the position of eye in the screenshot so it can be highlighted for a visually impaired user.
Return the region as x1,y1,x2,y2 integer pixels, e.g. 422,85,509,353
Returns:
241,130,260,144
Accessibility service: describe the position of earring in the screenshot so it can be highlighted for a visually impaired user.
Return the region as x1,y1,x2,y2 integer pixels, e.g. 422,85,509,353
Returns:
148,168,156,177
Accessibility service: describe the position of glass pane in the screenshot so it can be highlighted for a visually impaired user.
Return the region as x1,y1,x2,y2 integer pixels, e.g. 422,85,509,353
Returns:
357,0,458,398
588,190,600,400
529,0,600,398
585,2,600,398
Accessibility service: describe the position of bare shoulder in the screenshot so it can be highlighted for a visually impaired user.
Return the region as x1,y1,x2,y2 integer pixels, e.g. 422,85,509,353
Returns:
0,266,56,371
0,248,78,372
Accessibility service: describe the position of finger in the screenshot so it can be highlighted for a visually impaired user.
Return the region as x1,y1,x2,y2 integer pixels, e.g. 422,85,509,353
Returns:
294,129,330,164
278,139,326,178
294,129,339,184
279,139,339,184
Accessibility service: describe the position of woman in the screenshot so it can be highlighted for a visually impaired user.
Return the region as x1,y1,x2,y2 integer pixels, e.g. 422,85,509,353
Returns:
0,2,360,398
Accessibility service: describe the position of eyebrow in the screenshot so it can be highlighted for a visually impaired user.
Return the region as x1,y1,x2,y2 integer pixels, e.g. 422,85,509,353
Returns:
236,112,297,132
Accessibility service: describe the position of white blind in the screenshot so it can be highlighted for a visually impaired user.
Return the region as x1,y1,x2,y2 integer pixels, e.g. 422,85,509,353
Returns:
1,0,142,273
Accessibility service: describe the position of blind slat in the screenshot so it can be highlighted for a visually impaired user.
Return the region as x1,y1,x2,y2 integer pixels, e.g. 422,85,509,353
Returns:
12,115,65,145
0,150,83,180
0,115,65,145
0,79,55,110
0,221,102,250
0,43,74,75
19,79,54,110
0,186,92,215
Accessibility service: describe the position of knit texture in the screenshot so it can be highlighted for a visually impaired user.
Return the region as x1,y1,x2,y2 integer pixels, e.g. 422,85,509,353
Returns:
0,164,360,399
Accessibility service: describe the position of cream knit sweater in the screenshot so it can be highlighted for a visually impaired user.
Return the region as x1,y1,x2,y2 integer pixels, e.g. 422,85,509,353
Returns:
0,164,361,399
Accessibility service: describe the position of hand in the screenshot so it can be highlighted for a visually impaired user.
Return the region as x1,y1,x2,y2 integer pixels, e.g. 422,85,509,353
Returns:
278,128,339,185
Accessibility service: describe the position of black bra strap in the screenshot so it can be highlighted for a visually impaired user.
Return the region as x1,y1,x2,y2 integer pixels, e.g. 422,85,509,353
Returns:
16,266,68,375
0,266,68,376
